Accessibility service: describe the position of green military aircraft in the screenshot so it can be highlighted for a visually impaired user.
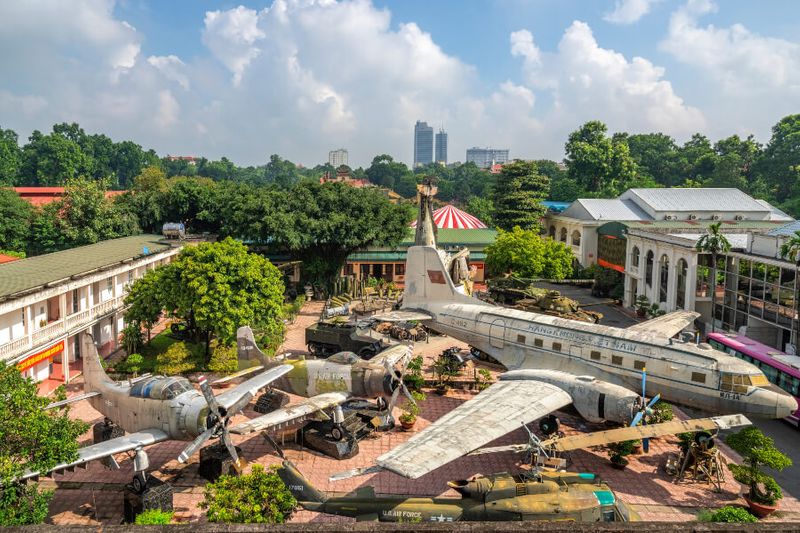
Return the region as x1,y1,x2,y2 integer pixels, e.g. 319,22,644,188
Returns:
278,460,639,522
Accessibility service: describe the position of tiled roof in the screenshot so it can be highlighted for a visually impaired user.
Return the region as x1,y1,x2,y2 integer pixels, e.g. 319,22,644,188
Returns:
767,221,800,237
625,188,768,213
755,199,794,221
0,235,176,300
565,199,650,221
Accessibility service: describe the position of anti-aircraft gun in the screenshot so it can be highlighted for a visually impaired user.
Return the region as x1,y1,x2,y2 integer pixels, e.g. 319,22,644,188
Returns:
488,278,603,324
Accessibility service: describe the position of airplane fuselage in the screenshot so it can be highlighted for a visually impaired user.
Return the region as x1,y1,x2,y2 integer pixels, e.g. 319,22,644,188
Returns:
425,302,795,419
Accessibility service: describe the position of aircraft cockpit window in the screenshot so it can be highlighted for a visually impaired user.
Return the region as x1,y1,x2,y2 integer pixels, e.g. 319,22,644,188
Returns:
327,351,360,364
130,376,193,399
602,509,616,522
721,373,749,393
162,379,193,400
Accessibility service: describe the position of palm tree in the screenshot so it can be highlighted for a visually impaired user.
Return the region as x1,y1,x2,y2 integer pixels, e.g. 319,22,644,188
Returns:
695,222,731,332
779,230,800,355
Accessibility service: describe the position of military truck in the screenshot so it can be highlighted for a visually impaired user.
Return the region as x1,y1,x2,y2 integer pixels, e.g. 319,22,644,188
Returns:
488,278,602,324
305,320,383,359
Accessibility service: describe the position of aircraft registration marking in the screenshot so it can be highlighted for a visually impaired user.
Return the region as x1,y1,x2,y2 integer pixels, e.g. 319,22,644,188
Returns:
720,392,742,400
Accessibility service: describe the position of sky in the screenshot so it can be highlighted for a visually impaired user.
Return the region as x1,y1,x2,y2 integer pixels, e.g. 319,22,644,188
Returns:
0,0,798,169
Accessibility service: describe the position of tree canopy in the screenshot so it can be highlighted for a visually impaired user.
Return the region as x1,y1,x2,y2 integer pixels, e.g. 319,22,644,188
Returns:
485,226,574,279
492,160,549,232
0,188,33,253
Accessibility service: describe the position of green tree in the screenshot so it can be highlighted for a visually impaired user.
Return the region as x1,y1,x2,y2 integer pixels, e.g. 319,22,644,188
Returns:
124,269,164,342
264,154,300,188
19,129,92,186
779,230,800,355
679,133,717,184
158,238,286,355
485,226,574,278
726,427,792,506
759,114,800,203
493,160,549,232
0,127,21,185
564,121,636,195
0,363,90,525
201,464,296,523
163,176,219,232
465,196,495,227
625,133,683,187
0,188,32,252
365,154,412,190
695,222,731,332
155,341,196,375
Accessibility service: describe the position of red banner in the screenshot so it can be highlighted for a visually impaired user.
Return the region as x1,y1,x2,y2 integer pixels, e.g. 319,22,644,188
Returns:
17,340,64,373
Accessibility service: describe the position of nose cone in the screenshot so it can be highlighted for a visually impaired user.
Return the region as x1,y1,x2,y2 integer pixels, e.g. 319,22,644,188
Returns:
775,389,798,419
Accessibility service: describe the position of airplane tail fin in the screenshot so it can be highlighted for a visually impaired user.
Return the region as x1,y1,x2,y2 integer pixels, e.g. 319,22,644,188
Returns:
237,326,271,369
402,245,475,309
278,460,327,506
81,333,113,386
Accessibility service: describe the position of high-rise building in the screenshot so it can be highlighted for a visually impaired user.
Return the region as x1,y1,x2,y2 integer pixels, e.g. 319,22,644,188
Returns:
466,147,510,169
435,128,448,165
328,148,349,168
413,121,434,167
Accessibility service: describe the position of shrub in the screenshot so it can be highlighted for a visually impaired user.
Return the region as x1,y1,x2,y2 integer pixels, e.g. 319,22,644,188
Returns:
201,465,296,523
208,342,238,374
697,506,758,523
726,427,792,506
119,353,144,375
155,341,194,375
0,484,53,526
121,322,144,354
134,509,173,524
403,355,425,392
650,402,674,424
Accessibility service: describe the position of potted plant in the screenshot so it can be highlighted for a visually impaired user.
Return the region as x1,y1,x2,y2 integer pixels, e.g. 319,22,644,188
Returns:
607,439,639,469
725,427,792,518
433,349,463,394
634,295,650,318
398,392,424,430
647,303,666,319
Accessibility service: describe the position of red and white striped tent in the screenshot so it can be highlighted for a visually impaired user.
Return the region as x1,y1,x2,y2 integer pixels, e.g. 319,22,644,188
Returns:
410,204,488,229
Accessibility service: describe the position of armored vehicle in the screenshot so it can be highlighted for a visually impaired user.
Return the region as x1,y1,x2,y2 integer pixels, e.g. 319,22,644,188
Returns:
489,278,602,324
280,461,638,522
305,320,383,359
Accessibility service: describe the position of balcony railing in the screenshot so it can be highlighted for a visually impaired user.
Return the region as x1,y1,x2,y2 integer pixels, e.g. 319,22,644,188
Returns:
0,296,126,362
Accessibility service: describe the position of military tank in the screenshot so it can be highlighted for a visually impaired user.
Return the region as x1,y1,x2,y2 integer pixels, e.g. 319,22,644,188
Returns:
488,278,603,324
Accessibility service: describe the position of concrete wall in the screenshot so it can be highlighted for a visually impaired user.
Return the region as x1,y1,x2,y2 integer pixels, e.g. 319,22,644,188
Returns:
0,309,23,344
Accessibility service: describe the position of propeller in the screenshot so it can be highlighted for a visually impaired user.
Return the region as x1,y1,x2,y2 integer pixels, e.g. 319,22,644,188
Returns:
629,367,660,452
383,355,415,414
178,376,252,471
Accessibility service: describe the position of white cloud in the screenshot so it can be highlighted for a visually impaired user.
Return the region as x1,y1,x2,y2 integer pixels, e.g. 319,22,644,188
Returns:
202,6,265,86
510,30,542,68
155,90,180,129
603,0,661,25
661,0,800,92
147,55,190,90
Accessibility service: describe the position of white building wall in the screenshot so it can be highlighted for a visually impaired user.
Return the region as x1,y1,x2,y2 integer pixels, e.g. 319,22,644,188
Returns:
0,310,23,344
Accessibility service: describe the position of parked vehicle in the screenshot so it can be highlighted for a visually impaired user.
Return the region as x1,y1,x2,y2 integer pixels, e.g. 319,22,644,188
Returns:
305,320,383,359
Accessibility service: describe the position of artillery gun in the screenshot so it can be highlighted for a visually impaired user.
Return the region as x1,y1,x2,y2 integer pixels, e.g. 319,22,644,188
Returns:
488,278,602,324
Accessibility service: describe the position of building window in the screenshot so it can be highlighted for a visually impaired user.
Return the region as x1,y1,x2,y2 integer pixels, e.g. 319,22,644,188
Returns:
691,372,706,384
552,342,562,352
559,228,567,243
549,225,556,239
72,289,79,313
676,259,688,309
534,338,543,347
634,360,646,370
517,334,526,344
659,255,669,304
395,263,405,276
127,271,133,284
631,246,640,268
571,230,581,246
645,251,654,287
21,308,25,328
106,277,113,293
590,350,601,360
612,355,623,365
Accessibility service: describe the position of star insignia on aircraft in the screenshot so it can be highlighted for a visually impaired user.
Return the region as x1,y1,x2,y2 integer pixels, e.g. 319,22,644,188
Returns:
430,514,452,522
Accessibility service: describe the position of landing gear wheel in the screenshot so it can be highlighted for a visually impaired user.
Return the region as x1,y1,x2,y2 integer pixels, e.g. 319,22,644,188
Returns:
330,425,344,441
132,474,145,494
307,343,320,356
539,415,560,436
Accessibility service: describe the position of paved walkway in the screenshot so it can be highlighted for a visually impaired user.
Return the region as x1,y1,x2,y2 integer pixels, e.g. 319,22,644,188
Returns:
42,300,800,524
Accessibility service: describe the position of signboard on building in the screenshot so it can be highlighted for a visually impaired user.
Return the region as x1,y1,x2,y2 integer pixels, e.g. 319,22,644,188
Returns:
17,340,64,372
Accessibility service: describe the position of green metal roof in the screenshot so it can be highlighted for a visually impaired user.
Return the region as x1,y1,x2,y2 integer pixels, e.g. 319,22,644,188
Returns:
400,228,497,247
0,235,176,301
347,251,487,262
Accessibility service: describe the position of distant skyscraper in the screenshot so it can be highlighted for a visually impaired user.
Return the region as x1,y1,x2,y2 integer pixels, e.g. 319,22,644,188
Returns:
413,121,434,167
328,148,349,167
435,128,448,165
466,147,510,169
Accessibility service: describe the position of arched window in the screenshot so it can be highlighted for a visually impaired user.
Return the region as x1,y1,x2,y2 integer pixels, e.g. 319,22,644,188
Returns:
560,227,567,243
631,246,640,268
571,230,581,246
659,254,669,304
645,251,654,287
676,259,688,309
549,225,556,239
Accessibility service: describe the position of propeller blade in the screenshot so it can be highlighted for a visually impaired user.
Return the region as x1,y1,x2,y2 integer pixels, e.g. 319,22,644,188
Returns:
263,432,285,459
400,382,415,405
227,391,254,417
387,385,402,412
198,376,222,418
467,444,529,456
641,368,647,399
329,465,384,482
630,411,644,427
220,430,240,465
178,427,214,463
646,393,661,409
642,437,650,453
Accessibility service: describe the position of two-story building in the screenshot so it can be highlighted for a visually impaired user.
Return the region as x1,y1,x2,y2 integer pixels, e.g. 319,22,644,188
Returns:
0,235,182,393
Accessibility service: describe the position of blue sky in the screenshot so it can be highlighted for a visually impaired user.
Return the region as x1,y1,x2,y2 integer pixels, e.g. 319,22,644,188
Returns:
0,0,798,167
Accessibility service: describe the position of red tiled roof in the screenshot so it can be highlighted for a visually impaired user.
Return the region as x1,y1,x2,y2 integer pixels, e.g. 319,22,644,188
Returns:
13,187,125,206
0,254,21,264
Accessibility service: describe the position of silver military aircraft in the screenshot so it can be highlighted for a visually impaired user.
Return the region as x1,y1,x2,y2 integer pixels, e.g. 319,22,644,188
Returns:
227,326,414,438
338,185,798,480
24,333,293,490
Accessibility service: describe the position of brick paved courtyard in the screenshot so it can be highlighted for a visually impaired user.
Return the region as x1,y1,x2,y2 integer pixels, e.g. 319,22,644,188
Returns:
43,301,800,524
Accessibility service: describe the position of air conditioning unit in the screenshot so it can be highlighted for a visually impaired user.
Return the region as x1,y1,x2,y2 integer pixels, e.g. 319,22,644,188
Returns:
688,214,697,220
734,215,744,221
664,215,676,220
711,215,721,220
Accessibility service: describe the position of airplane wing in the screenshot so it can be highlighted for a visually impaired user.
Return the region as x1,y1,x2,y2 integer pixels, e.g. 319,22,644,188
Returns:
215,364,293,410
20,428,169,481
229,391,352,435
376,380,572,479
370,344,413,367
627,310,700,338
371,310,434,322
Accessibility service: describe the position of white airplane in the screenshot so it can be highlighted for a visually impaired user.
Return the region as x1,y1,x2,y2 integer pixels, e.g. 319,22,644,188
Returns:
340,187,798,480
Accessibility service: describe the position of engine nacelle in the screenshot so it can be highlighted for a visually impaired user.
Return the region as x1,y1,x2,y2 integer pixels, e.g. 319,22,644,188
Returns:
500,369,639,424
